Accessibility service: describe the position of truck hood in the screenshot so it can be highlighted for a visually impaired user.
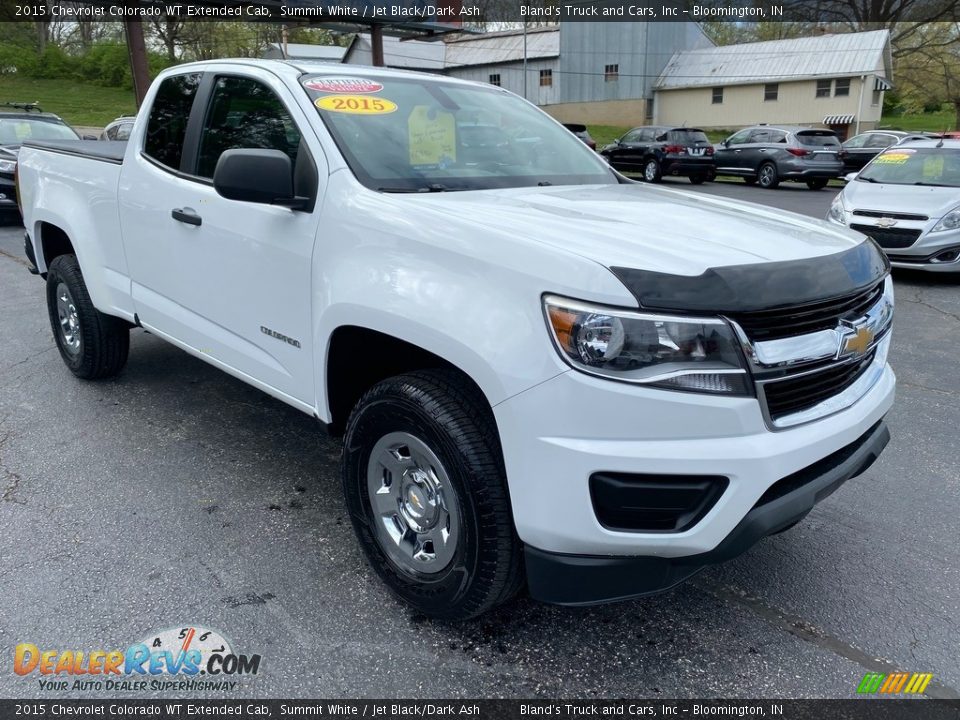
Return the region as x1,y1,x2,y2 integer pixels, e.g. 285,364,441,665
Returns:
398,183,888,312
843,179,960,219
408,183,861,276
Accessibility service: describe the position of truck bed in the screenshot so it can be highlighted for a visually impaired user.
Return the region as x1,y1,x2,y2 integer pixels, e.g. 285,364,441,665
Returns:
22,140,126,164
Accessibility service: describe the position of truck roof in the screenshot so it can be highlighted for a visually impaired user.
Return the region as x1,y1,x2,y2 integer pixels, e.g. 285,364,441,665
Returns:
162,58,491,90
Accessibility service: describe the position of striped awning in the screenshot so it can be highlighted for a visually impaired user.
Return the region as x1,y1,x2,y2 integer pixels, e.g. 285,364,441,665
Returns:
824,114,855,125
874,76,893,91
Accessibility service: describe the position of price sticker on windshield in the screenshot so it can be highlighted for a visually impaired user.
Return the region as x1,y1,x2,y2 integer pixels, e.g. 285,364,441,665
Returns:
315,95,397,115
875,150,914,164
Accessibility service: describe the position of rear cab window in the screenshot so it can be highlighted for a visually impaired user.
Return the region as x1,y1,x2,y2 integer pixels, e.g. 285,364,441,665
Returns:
143,73,202,171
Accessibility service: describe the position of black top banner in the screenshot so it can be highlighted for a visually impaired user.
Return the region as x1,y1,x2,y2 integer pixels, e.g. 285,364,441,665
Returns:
1,700,959,720
3,0,960,24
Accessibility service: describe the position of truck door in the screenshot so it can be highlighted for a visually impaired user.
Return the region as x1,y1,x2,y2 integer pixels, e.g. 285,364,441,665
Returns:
118,68,325,410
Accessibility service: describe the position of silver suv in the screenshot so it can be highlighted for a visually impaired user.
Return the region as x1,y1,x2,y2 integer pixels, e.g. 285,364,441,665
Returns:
715,125,843,190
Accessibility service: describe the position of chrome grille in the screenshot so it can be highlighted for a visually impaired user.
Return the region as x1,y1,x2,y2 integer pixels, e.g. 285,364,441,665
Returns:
761,350,876,421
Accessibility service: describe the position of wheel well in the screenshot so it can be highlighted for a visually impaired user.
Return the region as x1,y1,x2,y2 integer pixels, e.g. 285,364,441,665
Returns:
325,326,484,434
38,222,75,269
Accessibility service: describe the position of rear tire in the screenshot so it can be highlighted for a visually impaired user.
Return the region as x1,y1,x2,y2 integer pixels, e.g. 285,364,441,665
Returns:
806,178,829,190
46,254,129,379
689,174,707,185
341,369,523,621
743,177,758,186
757,162,780,189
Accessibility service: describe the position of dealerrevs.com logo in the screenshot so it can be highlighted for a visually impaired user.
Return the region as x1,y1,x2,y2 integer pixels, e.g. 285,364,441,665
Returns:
14,626,261,692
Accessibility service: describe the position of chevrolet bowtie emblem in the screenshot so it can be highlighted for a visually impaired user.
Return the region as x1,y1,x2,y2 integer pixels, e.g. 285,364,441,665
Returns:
842,325,875,357
875,217,898,228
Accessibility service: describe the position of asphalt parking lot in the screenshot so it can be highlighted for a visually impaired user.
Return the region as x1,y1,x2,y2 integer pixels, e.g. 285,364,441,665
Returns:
0,181,958,700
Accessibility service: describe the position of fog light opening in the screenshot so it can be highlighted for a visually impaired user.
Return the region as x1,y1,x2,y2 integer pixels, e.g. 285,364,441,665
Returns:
931,249,960,264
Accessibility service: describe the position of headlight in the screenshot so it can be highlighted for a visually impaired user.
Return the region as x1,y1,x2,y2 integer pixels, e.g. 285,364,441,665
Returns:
543,295,751,395
827,195,847,225
0,159,16,174
932,207,960,233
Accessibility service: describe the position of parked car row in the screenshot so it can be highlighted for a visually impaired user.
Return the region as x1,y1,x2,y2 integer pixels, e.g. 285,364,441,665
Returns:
590,122,952,191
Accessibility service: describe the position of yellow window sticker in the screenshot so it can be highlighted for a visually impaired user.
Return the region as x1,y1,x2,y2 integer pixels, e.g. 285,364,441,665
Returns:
315,95,397,115
875,150,914,165
407,105,456,168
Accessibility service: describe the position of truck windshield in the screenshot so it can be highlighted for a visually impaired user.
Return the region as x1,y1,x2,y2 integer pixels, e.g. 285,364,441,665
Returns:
859,147,960,187
302,74,617,192
0,118,79,145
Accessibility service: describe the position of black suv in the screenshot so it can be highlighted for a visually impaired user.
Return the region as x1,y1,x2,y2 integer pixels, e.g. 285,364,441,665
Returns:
0,103,80,221
714,125,843,190
600,126,715,184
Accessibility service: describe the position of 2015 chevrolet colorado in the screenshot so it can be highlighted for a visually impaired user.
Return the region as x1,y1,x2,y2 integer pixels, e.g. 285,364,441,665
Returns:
17,60,895,620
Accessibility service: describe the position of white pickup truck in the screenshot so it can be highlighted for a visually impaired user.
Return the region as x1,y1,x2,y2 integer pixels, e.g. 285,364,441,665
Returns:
17,60,895,620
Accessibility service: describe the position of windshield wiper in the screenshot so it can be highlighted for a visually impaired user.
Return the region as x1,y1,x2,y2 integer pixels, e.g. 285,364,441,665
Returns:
377,183,450,193
913,181,947,187
857,176,879,183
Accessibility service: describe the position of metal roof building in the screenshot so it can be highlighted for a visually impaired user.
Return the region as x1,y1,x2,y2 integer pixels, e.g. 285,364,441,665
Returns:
655,30,893,135
262,43,347,62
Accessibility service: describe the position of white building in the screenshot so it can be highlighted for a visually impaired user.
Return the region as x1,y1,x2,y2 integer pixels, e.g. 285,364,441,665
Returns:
655,30,893,137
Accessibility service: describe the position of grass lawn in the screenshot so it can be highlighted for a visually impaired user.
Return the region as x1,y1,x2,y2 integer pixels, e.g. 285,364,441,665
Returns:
0,77,136,127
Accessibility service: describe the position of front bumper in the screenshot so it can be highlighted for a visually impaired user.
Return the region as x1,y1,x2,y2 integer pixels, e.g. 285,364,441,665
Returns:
495,356,894,558
525,419,889,605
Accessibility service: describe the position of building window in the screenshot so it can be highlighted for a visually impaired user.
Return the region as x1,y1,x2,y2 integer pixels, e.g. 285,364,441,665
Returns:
712,87,723,104
835,78,851,97
872,88,882,106
539,69,552,87
764,83,779,101
816,79,831,98
604,64,619,82
645,96,654,121
489,74,500,87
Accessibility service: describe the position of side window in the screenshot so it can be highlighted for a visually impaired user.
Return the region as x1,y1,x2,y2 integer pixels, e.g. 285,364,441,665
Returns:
116,123,133,141
196,76,302,179
105,125,118,141
747,129,770,143
144,73,202,170
622,129,642,143
769,130,788,143
727,129,752,145
866,133,896,148
843,134,868,149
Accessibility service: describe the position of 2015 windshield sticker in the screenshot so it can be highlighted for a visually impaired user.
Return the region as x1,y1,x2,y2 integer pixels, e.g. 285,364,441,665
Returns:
875,150,915,164
303,77,383,94
315,95,397,115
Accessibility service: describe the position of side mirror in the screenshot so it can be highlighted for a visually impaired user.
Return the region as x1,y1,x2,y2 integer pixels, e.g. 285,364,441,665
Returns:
82,134,98,141
213,149,309,210
722,139,731,147
844,172,858,183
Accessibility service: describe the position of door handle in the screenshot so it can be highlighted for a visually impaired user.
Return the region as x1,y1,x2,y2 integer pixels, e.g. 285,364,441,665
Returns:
171,208,202,226
734,149,742,152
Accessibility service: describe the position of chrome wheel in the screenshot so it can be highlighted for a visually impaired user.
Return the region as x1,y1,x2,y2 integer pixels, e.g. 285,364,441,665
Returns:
644,160,659,182
56,282,81,356
758,164,776,187
366,431,461,576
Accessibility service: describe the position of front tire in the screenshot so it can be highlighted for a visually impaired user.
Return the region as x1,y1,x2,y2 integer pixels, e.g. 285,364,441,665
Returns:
689,174,707,185
757,162,780,189
46,254,129,379
806,178,829,190
341,370,523,621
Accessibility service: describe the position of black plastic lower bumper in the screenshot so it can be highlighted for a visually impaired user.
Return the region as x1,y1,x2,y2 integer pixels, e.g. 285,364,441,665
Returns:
525,419,890,606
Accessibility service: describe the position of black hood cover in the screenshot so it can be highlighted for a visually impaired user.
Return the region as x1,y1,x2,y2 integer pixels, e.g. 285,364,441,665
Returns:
611,240,889,313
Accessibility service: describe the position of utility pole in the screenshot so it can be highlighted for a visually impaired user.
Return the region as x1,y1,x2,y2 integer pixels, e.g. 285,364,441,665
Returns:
124,20,150,108
282,24,289,59
371,24,384,67
522,21,528,100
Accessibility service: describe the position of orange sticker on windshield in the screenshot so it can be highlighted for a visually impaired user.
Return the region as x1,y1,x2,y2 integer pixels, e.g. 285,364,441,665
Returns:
315,95,397,115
